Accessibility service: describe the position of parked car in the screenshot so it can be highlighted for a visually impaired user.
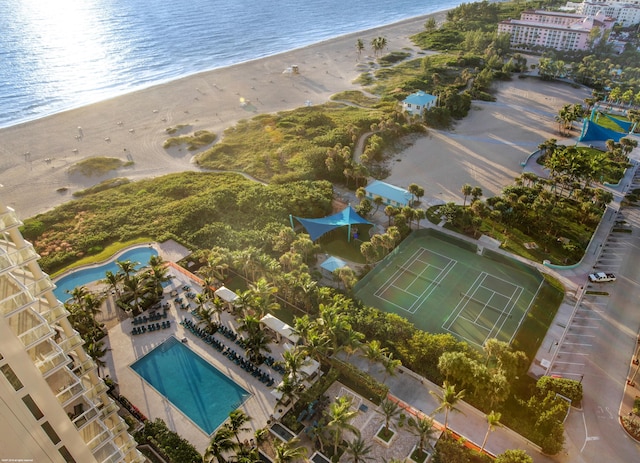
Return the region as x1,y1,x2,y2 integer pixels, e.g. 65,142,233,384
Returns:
588,272,616,282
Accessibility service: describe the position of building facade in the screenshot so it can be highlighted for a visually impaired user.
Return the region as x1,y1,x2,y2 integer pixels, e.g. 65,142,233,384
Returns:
402,91,438,116
0,199,144,463
566,1,640,27
498,9,615,51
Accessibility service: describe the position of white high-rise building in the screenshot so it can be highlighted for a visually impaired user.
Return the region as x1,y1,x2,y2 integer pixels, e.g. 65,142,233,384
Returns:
566,1,640,27
0,198,144,463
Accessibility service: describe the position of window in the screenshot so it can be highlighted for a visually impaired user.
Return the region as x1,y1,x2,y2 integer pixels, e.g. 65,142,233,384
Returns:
22,395,44,420
58,446,76,463
0,364,24,391
41,421,61,444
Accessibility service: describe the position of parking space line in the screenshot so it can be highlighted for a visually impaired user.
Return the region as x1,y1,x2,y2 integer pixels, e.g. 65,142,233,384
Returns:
563,342,592,346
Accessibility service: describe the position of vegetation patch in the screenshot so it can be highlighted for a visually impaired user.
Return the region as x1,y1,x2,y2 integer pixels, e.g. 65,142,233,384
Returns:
165,123,190,135
68,156,125,177
163,129,217,151
72,177,131,197
330,90,380,107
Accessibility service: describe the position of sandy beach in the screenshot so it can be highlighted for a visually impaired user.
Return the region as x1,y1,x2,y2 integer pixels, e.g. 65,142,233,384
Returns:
0,9,588,221
0,13,445,220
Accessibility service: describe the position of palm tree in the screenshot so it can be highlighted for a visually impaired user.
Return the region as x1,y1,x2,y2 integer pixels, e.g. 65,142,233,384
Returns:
362,339,387,371
408,415,436,456
203,426,237,463
325,396,360,456
345,436,373,463
272,437,307,463
430,382,465,432
377,398,401,432
116,259,138,285
103,271,122,298
481,410,502,452
85,340,108,377
225,410,252,444
280,346,311,387
381,353,402,383
461,184,472,207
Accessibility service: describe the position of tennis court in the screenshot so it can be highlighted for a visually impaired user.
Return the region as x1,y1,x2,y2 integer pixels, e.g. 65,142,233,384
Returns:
354,229,544,348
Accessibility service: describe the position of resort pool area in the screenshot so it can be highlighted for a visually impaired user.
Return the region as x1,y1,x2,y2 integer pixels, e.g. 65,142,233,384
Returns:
131,337,250,435
53,246,158,301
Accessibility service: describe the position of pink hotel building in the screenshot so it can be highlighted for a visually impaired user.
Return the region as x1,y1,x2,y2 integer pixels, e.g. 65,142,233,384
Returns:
498,10,615,51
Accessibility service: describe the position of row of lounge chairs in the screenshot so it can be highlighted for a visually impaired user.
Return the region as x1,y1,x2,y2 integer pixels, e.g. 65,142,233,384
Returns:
180,319,275,386
132,311,167,325
131,320,171,335
263,355,286,375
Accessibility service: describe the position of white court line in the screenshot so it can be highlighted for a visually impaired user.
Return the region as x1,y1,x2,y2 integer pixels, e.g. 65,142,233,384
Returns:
406,257,457,313
375,248,424,297
486,285,523,343
442,272,487,330
509,276,544,345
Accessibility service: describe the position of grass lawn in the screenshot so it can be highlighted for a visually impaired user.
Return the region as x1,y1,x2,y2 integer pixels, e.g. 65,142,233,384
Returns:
318,226,371,264
595,112,629,132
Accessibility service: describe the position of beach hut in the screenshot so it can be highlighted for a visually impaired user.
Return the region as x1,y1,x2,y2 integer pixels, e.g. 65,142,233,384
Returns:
402,90,437,116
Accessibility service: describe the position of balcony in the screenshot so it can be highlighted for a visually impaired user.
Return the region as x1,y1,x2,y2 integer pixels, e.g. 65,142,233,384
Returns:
35,348,69,378
118,437,138,456
72,357,97,378
24,276,55,298
93,442,123,463
1,290,34,316
73,406,99,430
85,422,111,451
18,322,53,349
0,209,22,230
99,400,119,420
57,381,84,407
86,382,109,405
58,333,84,354
0,243,39,269
108,418,128,438
43,303,69,324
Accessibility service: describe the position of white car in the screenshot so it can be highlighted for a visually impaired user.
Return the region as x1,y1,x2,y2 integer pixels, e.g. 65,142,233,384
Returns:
588,272,616,283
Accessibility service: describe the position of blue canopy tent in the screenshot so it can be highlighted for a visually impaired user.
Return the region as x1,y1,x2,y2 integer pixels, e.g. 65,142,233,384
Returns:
596,112,633,133
290,205,371,242
320,256,348,274
579,119,626,143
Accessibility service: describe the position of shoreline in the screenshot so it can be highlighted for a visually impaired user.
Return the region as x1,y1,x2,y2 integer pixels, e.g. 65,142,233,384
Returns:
0,11,449,132
0,11,447,220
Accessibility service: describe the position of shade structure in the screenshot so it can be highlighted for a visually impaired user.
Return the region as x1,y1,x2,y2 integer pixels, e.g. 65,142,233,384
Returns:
320,256,348,274
599,113,633,133
260,314,299,344
291,205,371,242
579,119,626,143
214,286,238,303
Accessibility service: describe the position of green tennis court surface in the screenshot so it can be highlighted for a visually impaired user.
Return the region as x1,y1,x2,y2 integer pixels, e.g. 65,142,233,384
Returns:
354,229,544,349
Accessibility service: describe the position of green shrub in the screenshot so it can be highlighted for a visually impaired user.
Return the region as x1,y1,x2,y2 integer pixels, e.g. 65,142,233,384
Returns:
134,418,201,463
536,376,583,405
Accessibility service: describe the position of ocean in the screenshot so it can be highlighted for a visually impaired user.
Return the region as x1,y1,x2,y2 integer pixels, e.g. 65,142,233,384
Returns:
0,0,463,129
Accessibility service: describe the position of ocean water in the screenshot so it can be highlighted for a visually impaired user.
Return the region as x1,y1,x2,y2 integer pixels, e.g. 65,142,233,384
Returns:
0,0,463,129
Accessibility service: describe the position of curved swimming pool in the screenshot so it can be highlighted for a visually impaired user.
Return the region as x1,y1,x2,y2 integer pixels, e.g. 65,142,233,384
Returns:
53,246,158,301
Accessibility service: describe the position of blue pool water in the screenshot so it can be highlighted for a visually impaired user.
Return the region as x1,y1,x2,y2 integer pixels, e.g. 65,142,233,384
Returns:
131,336,250,435
53,246,158,301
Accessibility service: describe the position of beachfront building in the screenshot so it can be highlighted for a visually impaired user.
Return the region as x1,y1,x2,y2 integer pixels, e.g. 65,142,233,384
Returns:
364,180,412,208
0,199,144,463
498,9,615,51
401,90,437,116
565,1,640,27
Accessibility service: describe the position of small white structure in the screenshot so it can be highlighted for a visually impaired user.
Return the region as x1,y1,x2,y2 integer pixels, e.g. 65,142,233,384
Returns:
260,314,300,344
402,90,437,116
214,285,238,310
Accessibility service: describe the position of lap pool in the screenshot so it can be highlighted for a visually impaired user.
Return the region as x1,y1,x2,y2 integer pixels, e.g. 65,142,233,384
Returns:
131,337,250,435
53,246,158,301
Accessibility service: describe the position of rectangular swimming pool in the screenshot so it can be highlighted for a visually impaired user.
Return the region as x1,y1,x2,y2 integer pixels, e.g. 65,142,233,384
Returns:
131,337,250,434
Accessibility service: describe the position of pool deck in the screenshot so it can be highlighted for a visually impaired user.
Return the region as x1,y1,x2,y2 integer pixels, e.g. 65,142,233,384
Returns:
104,266,283,452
